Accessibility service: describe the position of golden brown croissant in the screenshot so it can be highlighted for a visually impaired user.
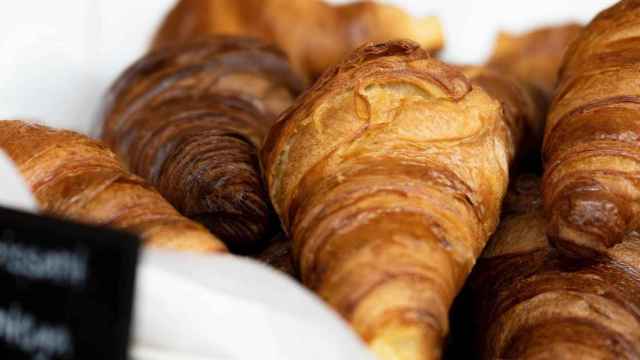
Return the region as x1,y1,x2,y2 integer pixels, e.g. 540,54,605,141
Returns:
152,0,443,82
0,120,226,253
469,175,640,359
254,27,563,288
488,24,582,100
255,232,296,277
260,39,543,360
100,37,303,253
543,0,640,256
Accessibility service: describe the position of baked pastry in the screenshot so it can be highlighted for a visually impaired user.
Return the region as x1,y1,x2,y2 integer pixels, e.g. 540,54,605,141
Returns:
477,24,582,173
543,0,640,256
256,232,296,277
261,40,542,360
152,0,443,82
461,66,546,172
469,175,640,359
488,24,582,100
0,120,226,253
255,24,567,289
100,36,303,253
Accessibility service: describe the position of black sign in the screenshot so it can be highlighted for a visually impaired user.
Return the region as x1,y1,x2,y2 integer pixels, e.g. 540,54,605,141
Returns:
0,207,140,360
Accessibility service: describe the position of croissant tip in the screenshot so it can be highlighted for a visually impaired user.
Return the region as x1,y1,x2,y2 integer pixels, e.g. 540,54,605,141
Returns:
369,324,439,360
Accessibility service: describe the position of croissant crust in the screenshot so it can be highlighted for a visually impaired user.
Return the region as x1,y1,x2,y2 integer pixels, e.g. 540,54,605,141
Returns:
151,0,443,82
100,36,303,252
543,0,640,255
488,23,582,100
262,40,515,360
470,175,640,359
0,120,226,253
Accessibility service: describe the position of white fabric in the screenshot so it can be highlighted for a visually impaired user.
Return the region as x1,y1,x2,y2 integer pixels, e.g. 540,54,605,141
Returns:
0,151,38,213
131,250,373,360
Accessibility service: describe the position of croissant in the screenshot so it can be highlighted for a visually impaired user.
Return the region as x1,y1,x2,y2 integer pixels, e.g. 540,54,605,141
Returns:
460,66,546,172
260,39,548,359
469,175,640,359
100,37,303,253
254,26,563,286
256,232,296,277
543,0,640,256
487,23,582,100
0,120,226,253
151,0,443,82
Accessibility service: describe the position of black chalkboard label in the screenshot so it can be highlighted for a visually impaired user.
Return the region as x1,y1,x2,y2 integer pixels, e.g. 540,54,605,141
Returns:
0,207,140,360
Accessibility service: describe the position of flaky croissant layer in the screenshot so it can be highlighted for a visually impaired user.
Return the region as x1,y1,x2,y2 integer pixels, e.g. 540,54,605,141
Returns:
152,0,443,82
461,65,546,172
470,175,640,359
0,120,226,253
100,36,303,253
488,23,582,101
543,0,640,256
262,40,519,360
